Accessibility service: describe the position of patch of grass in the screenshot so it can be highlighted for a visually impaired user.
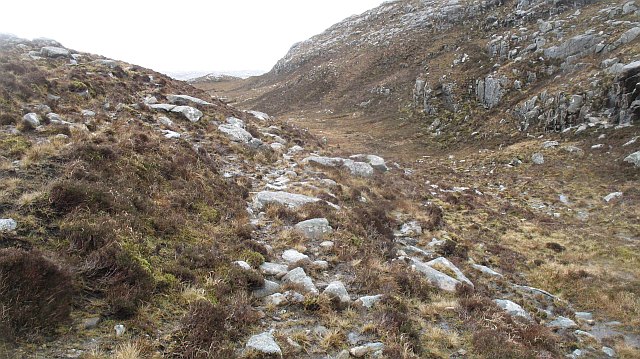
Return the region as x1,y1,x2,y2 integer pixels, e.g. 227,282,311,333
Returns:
0,135,30,158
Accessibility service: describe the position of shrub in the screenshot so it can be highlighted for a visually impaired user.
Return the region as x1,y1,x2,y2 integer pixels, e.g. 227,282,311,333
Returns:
0,248,74,341
49,180,116,214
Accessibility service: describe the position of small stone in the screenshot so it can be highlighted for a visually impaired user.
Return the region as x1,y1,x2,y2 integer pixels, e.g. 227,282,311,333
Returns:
547,316,577,329
82,317,101,330
312,260,329,270
253,280,281,299
81,110,96,117
335,349,351,359
284,290,305,303
171,106,203,122
294,218,333,240
22,113,41,128
282,249,309,264
265,293,287,306
161,130,181,139
575,312,593,321
166,94,211,106
472,264,503,277
494,299,531,320
603,192,623,203
0,218,17,232
356,295,383,309
158,116,174,127
542,140,559,149
602,346,616,357
624,151,640,167
233,260,252,270
114,324,125,336
41,46,70,58
350,342,385,357
531,153,544,165
246,332,282,356
282,267,318,294
320,241,334,250
323,281,351,306
260,262,289,278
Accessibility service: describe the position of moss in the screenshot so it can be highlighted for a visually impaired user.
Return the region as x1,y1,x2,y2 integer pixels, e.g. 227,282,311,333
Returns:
194,202,221,223
239,249,265,267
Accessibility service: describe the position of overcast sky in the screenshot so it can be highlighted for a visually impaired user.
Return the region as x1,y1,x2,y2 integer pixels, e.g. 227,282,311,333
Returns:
1,0,385,75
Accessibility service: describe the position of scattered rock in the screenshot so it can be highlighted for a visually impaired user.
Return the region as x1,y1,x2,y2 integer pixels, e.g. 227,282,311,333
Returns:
284,291,305,303
260,262,289,278
81,317,101,330
410,257,461,292
395,221,422,237
114,324,125,336
356,295,384,309
303,155,344,167
253,280,281,299
282,267,318,294
471,263,503,277
218,124,253,143
531,153,544,165
350,342,385,357
494,299,531,320
323,281,351,306
282,249,310,264
0,218,18,232
233,260,252,270
248,110,270,121
603,192,623,202
161,130,181,139
246,332,282,356
542,141,559,149
294,218,333,240
312,260,329,270
575,312,593,322
624,151,640,167
265,293,288,306
81,110,96,117
171,106,203,122
253,191,320,209
41,46,70,58
22,113,40,128
427,257,473,287
602,346,616,357
547,316,578,330
166,94,211,106
342,159,374,177
320,241,335,250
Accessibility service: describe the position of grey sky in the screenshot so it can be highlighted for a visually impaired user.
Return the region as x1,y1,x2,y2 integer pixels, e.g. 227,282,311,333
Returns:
1,0,385,74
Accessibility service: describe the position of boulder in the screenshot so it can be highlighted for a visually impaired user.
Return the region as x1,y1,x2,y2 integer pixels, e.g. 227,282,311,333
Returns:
543,34,601,59
471,264,503,277
355,294,383,309
40,46,70,58
166,94,211,106
161,130,180,139
494,299,531,320
226,117,245,128
323,281,351,306
477,75,506,109
0,218,17,232
303,155,344,167
248,110,270,121
294,218,333,240
218,124,253,143
282,267,318,294
253,191,320,209
427,257,473,287
342,159,374,177
351,154,388,172
233,260,252,270
624,151,640,167
171,106,203,122
246,332,282,356
149,104,177,112
410,257,461,292
22,113,40,128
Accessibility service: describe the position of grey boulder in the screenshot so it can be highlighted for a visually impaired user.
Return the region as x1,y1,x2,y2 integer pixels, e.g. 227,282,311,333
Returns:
294,218,333,240
218,124,253,143
41,46,70,58
494,299,531,320
253,191,320,209
624,151,640,167
246,332,282,356
323,281,351,306
166,94,211,106
22,113,41,128
171,106,203,122
0,218,17,232
282,267,318,294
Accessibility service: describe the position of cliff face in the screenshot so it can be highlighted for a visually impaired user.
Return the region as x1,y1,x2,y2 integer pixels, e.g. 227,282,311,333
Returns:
234,0,638,145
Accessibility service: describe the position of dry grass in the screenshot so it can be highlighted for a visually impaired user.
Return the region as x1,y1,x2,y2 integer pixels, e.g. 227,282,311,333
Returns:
113,342,143,359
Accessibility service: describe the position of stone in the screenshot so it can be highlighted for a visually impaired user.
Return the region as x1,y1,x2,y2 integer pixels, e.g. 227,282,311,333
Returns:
320,241,334,250
623,1,637,14
427,257,473,287
472,264,503,277
336,350,351,359
260,262,289,278
477,75,506,109
351,154,388,172
253,280,281,299
323,281,350,306
144,96,158,105
265,293,287,306
356,295,383,309
531,153,544,165
171,106,203,122
410,257,461,292
82,317,101,330
547,316,578,329
166,94,211,106
282,249,310,264
294,218,333,240
253,191,320,209
543,34,601,59
41,46,70,58
218,124,253,143
248,110,270,121
567,95,584,114
158,116,174,128
350,342,385,357
303,155,344,167
602,346,616,357
624,151,640,167
396,221,422,237
284,290,305,303
226,117,245,128
0,219,17,232
270,143,285,151
312,260,329,270
149,104,176,112
282,267,318,294
161,130,181,139
233,260,252,270
288,145,304,154
114,324,125,336
542,141,559,149
575,312,593,321
248,138,264,149
246,332,282,356
342,159,374,177
81,110,96,117
22,113,40,128
603,192,623,202
494,299,531,320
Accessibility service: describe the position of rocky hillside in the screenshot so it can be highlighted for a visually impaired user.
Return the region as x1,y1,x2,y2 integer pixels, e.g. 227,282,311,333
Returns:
1,22,640,359
203,0,639,152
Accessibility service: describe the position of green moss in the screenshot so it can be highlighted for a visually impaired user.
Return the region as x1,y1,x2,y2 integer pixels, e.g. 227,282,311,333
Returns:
194,202,221,223
239,250,265,267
